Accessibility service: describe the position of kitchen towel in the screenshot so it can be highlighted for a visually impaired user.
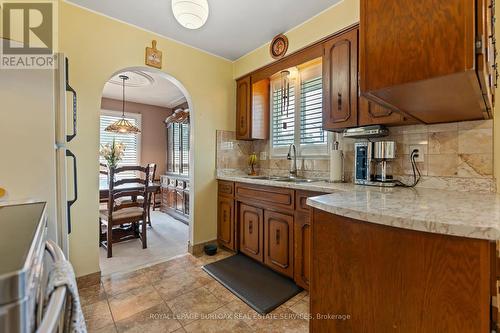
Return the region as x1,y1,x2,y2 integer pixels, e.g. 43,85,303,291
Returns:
46,259,87,333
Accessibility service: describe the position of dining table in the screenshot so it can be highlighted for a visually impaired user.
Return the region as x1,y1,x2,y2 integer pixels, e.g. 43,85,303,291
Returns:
99,179,160,201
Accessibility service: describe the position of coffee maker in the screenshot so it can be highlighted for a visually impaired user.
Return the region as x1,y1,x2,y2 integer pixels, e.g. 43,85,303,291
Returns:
354,141,396,187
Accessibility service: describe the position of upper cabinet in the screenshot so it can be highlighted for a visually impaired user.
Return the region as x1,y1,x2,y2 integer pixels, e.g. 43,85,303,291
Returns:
360,0,496,123
322,28,358,131
236,76,270,140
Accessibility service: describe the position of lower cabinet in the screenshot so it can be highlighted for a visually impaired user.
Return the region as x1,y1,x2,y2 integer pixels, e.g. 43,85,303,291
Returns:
239,203,264,262
217,181,324,286
217,196,235,250
264,210,294,278
294,212,311,289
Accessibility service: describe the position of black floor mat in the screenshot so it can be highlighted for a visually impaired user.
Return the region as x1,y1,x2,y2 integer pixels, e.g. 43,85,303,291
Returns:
202,254,302,314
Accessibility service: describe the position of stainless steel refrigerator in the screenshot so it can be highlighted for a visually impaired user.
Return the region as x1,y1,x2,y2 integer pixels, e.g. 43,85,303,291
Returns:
0,51,78,258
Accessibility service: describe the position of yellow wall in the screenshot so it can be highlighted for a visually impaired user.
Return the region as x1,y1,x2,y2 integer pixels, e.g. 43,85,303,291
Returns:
233,0,359,79
58,2,234,276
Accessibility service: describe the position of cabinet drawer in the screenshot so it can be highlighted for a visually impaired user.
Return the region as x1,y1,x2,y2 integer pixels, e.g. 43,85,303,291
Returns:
235,183,294,211
218,181,234,197
296,190,325,213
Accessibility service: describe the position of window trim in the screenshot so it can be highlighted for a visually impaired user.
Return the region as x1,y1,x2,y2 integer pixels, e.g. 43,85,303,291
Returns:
269,63,330,159
100,109,142,166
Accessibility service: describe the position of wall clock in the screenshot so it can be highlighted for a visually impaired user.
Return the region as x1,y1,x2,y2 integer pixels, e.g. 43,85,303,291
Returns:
270,34,289,60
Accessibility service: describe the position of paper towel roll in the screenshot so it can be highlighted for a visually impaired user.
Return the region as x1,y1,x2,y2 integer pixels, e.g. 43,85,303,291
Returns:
330,150,343,182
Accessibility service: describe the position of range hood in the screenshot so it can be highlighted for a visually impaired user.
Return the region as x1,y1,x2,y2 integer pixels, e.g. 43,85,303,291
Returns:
343,125,389,139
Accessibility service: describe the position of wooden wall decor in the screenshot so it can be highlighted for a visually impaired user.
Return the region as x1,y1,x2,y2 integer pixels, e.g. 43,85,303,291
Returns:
270,34,289,60
145,40,162,69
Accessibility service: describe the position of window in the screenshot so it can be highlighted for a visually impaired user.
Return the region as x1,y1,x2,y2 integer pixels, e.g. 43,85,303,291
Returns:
99,110,141,180
166,123,189,175
270,60,329,157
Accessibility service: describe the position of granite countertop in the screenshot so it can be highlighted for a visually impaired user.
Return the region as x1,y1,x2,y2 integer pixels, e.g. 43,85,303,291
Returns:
218,174,500,240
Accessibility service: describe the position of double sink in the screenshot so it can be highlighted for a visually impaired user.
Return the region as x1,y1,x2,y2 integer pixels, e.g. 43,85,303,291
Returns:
243,175,317,183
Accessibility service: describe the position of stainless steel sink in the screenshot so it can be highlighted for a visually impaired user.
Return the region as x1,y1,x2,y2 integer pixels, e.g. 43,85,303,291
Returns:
275,178,316,183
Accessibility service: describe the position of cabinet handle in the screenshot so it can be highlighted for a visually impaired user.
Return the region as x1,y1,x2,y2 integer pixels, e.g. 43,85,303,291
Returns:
249,221,253,234
276,229,280,245
337,93,342,111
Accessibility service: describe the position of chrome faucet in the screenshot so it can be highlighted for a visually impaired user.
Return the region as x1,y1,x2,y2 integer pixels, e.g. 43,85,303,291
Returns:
287,144,297,178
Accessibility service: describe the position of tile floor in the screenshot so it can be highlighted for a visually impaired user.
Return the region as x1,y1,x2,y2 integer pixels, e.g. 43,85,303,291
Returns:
80,249,310,333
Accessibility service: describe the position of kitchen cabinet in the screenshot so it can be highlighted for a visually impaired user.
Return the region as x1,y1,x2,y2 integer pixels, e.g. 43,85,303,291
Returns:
322,28,358,131
217,196,235,250
310,209,497,332
235,76,270,140
358,97,415,126
360,0,496,123
217,181,236,251
219,181,325,285
264,210,294,278
239,203,264,262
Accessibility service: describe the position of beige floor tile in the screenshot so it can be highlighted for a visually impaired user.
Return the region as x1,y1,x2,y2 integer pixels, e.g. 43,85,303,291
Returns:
142,260,187,282
88,324,117,333
102,270,150,297
166,287,224,325
245,307,309,333
289,300,310,321
172,328,187,333
281,291,308,308
79,282,107,307
183,265,214,285
154,271,205,301
204,280,239,304
183,306,253,333
108,285,163,322
82,300,114,331
114,303,182,333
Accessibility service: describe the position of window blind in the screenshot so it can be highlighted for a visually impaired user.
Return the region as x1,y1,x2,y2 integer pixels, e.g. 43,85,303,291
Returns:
272,86,296,147
99,114,140,179
181,124,189,175
300,76,326,145
166,123,190,176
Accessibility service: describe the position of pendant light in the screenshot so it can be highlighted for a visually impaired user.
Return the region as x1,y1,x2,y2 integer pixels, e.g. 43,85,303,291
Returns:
172,0,209,30
105,75,141,134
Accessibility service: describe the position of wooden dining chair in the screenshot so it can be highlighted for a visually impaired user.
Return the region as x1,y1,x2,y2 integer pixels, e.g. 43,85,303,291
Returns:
99,165,150,258
146,163,156,226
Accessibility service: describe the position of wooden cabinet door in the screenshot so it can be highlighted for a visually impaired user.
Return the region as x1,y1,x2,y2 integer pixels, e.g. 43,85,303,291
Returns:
264,210,294,278
236,76,252,140
294,212,311,289
217,196,235,250
358,97,416,126
239,204,264,262
323,28,358,131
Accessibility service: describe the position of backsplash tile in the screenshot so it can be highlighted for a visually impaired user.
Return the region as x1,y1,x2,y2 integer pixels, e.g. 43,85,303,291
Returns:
216,119,495,193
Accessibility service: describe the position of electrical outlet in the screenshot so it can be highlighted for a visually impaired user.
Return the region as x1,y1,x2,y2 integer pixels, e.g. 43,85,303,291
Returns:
260,151,267,161
409,145,425,163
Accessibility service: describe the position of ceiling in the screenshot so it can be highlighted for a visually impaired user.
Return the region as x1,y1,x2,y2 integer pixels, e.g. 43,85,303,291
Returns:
66,0,343,60
102,70,186,108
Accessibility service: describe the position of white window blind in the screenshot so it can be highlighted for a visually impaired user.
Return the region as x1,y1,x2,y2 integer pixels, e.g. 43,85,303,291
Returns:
271,84,296,148
99,111,141,180
166,123,190,175
270,60,328,157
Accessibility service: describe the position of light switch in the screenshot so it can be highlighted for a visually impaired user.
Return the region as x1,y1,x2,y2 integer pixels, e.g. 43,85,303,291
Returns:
260,151,267,161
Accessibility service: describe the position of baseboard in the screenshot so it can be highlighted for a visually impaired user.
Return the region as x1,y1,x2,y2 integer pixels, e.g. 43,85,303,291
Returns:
188,239,218,256
76,271,101,289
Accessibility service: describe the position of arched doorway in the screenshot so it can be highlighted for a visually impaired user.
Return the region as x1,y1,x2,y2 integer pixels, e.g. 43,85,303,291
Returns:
98,66,195,275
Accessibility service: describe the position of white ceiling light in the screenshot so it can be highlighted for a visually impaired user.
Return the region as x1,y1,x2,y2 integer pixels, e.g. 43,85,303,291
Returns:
172,0,209,30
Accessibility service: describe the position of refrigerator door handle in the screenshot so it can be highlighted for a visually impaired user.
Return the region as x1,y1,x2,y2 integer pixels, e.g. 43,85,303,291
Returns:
65,57,77,143
66,149,78,234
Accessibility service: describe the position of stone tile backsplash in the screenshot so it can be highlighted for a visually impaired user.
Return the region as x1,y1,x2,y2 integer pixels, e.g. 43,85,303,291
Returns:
216,119,495,192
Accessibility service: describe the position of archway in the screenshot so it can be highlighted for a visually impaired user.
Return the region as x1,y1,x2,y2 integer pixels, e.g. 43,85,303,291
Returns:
98,66,195,275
